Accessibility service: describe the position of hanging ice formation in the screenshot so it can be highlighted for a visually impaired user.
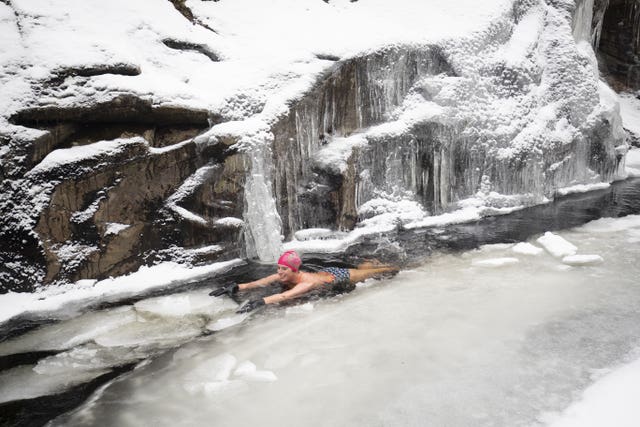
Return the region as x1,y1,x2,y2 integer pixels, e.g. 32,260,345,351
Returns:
262,0,624,240
239,129,283,262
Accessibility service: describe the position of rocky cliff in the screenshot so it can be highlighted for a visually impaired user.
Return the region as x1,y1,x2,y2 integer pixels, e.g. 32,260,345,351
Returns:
0,0,632,291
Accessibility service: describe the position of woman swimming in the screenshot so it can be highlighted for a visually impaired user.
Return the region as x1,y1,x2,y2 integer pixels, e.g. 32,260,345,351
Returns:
211,250,398,312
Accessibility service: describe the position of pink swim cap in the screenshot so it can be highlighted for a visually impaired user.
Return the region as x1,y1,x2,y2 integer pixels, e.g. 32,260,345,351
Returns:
277,250,302,272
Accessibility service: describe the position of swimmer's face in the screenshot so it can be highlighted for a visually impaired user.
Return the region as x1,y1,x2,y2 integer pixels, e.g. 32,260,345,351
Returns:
277,264,294,282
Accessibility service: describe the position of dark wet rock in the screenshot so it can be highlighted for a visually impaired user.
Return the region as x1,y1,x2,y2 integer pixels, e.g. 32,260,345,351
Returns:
162,39,221,62
10,94,211,126
167,0,219,34
45,63,141,86
595,0,640,90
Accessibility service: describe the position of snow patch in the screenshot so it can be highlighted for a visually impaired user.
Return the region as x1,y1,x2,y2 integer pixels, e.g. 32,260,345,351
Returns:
105,222,130,236
546,355,640,427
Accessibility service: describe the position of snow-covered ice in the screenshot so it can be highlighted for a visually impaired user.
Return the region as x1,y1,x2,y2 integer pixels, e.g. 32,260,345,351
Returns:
546,356,640,427
562,254,604,266
0,259,241,325
512,242,544,255
472,257,520,267
537,232,578,258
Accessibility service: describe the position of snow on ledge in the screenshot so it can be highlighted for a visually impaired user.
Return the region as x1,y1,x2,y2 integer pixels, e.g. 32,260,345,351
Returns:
556,182,610,197
27,137,146,175
0,259,243,326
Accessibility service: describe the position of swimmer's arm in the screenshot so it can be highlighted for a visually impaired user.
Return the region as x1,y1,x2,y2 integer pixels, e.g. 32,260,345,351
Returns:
238,273,280,291
262,281,316,305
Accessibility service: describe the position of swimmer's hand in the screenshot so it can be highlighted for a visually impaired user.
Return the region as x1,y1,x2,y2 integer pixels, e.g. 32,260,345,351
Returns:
236,298,265,313
209,283,239,297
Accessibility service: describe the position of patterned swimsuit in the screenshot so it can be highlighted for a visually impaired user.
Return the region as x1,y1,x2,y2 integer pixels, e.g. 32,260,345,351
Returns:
321,267,351,287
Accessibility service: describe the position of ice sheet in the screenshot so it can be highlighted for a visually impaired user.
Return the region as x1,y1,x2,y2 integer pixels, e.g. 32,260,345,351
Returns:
0,306,136,356
33,343,147,374
94,317,203,349
133,290,238,318
0,364,109,404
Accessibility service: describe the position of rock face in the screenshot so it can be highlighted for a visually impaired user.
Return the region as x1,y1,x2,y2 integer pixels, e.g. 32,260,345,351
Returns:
0,0,631,292
0,96,248,291
595,0,640,90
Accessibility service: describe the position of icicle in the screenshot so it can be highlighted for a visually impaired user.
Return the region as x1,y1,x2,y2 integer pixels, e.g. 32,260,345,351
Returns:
573,0,595,43
241,131,283,262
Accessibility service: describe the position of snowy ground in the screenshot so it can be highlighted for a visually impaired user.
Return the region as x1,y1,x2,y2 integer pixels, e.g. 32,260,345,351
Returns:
1,0,510,135
16,214,636,427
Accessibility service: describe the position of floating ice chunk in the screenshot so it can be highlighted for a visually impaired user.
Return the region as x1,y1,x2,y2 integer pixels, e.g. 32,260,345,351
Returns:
578,215,640,233
562,255,604,266
243,370,278,382
537,232,577,258
133,290,237,318
94,317,203,348
33,343,146,374
206,313,250,332
512,242,544,255
472,257,520,267
0,306,136,356
0,364,109,404
233,360,257,377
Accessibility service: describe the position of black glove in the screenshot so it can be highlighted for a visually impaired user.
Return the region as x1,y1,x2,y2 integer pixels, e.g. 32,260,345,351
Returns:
236,298,265,313
209,283,239,297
